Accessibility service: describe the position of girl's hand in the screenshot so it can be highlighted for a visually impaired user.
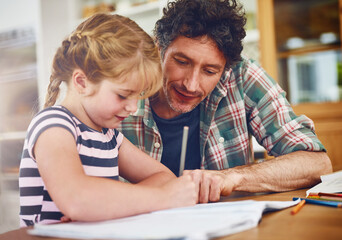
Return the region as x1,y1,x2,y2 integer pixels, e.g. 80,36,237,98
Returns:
161,175,199,208
60,216,73,223
183,169,234,203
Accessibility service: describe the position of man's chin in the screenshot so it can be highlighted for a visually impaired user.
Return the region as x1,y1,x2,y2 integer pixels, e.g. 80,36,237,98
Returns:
164,89,201,113
169,101,198,114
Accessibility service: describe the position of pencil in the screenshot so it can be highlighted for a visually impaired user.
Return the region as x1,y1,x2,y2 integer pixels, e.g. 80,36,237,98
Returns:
318,192,342,199
307,195,342,202
291,199,306,215
179,126,189,176
293,197,342,208
309,192,342,199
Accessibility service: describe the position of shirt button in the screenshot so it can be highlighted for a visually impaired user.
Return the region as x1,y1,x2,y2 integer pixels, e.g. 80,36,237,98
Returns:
218,137,224,143
154,142,160,148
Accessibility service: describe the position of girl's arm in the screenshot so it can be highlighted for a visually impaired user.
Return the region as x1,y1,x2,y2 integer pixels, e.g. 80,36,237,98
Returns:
35,127,197,222
118,137,176,186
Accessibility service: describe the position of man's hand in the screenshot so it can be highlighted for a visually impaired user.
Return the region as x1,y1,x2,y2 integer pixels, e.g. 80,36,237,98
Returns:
183,169,237,203
184,151,332,203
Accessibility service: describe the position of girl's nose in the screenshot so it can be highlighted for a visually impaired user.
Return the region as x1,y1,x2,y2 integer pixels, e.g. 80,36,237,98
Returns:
125,98,138,113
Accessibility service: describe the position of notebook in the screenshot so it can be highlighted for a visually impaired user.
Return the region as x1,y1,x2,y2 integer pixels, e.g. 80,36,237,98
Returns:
28,199,299,239
306,170,342,196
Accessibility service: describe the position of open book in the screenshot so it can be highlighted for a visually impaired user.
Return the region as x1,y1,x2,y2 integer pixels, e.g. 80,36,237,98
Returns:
306,170,342,196
28,199,299,240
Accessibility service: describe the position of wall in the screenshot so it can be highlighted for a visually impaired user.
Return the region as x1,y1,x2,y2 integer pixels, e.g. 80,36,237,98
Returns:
0,0,39,32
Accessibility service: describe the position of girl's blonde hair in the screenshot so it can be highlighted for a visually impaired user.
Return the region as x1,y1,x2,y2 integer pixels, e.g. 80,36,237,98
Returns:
44,13,162,108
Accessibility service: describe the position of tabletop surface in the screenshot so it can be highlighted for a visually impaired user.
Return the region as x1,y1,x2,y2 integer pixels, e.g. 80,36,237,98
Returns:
1,189,341,240
220,189,342,240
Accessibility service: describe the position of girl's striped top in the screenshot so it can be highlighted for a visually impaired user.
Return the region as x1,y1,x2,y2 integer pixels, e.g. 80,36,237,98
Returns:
19,105,123,227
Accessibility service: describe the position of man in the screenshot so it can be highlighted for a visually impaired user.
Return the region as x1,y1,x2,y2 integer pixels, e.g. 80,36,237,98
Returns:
119,0,332,203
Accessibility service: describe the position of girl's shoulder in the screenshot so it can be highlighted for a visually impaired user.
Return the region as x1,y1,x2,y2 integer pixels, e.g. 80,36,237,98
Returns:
27,106,78,139
34,105,76,125
36,105,73,117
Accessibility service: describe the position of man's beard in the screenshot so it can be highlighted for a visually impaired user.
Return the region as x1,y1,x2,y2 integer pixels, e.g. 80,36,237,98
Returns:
163,83,201,114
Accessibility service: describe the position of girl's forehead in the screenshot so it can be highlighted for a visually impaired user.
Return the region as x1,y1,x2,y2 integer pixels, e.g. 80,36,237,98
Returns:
104,71,143,92
121,71,142,87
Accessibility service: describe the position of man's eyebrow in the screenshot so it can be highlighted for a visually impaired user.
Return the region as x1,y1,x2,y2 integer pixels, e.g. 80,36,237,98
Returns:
173,52,224,70
173,52,191,60
206,63,224,70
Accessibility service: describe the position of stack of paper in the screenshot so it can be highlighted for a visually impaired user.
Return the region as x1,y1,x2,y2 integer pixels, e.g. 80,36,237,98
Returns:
29,199,299,240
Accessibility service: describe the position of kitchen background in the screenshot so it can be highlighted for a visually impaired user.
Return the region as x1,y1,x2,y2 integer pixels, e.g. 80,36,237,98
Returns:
0,0,340,234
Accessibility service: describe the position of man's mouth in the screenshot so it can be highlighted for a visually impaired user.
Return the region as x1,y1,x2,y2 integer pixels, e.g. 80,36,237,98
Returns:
174,88,200,101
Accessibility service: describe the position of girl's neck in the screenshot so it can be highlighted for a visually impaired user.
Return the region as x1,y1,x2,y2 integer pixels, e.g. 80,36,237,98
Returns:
61,96,102,132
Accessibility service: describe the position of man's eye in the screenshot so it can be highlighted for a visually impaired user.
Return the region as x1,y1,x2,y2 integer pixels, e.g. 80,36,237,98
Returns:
204,69,217,75
175,58,188,65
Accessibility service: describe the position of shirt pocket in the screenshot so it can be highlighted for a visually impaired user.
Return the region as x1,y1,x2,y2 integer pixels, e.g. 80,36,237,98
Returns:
206,126,249,169
219,127,248,147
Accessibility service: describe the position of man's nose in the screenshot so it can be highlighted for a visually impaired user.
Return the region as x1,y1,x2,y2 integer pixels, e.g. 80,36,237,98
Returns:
184,69,200,92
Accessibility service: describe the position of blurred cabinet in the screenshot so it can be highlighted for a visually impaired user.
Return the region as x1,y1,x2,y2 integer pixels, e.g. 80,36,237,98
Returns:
0,27,39,232
241,0,260,64
69,0,165,35
258,0,342,170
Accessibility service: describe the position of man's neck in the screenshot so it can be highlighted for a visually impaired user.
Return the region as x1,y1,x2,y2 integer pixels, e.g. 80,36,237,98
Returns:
150,90,182,119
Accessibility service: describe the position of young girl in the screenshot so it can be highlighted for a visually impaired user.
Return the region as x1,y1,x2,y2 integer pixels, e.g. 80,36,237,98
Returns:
19,13,198,227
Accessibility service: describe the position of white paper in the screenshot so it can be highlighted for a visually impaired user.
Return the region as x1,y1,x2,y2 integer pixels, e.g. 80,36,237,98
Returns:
320,170,342,182
28,199,299,240
306,170,342,196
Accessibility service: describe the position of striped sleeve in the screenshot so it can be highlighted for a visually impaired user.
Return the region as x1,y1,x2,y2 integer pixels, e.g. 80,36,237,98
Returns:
25,107,77,160
19,107,77,226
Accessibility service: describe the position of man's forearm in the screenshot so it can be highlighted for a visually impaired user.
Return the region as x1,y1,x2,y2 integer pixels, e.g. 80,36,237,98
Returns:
225,151,332,193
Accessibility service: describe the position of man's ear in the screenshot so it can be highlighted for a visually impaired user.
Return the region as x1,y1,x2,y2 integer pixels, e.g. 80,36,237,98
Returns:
155,40,163,60
72,69,90,95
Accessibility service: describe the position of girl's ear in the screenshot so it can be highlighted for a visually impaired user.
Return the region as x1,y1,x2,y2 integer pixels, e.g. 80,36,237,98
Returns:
72,69,93,95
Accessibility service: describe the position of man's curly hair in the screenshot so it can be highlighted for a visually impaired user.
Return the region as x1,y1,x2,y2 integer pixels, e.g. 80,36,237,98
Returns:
154,0,246,67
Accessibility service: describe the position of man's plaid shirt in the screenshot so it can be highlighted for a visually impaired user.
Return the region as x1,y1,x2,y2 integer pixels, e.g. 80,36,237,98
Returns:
118,57,325,170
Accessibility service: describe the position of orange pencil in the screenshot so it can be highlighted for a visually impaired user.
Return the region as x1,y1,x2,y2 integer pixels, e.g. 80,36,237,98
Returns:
291,199,306,215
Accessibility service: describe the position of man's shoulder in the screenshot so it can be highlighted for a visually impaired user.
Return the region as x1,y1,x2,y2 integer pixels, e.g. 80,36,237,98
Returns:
231,56,262,72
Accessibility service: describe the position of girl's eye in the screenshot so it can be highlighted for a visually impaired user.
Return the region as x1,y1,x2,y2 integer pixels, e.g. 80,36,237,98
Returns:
118,94,127,100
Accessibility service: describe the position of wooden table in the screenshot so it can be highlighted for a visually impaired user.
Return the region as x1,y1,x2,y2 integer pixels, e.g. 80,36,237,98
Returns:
1,189,341,240
220,189,342,240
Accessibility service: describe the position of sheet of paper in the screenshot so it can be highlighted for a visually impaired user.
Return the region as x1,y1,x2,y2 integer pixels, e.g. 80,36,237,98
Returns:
28,199,299,240
320,170,342,182
306,170,342,196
